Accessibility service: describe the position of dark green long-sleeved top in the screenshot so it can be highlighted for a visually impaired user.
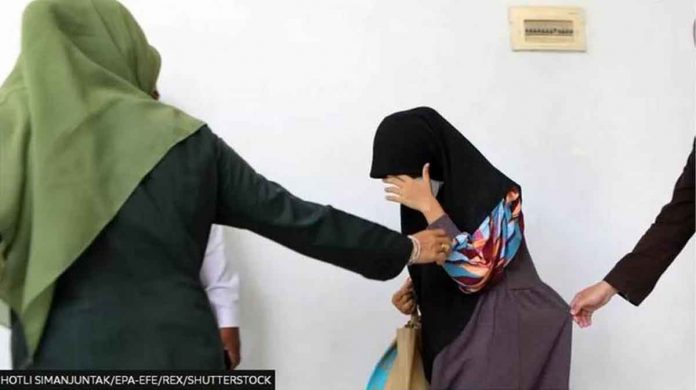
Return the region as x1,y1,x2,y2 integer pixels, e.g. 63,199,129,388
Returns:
12,126,411,369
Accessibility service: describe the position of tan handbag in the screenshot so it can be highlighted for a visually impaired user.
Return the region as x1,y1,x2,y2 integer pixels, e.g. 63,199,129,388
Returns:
384,315,429,390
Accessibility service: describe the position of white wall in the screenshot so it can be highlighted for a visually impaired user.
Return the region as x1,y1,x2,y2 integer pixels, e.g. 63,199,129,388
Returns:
1,1,694,389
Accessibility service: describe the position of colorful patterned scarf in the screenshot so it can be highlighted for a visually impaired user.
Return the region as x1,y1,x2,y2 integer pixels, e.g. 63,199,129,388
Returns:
443,188,524,293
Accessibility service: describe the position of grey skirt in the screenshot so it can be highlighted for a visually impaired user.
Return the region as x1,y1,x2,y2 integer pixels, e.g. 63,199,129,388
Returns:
430,242,572,390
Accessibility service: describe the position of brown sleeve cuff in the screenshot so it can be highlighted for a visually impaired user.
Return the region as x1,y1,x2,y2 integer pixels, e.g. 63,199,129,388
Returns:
427,214,462,238
603,254,654,307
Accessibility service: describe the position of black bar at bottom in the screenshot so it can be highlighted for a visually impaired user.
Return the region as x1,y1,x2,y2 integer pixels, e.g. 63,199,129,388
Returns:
0,370,275,389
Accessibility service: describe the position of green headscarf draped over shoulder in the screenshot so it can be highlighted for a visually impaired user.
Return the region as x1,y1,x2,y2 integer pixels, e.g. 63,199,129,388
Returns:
0,0,204,356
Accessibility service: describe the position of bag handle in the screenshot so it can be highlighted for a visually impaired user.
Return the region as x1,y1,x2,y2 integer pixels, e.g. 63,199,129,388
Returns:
405,312,421,329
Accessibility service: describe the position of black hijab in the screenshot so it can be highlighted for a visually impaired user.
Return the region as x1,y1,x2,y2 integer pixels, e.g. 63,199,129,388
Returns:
370,107,519,380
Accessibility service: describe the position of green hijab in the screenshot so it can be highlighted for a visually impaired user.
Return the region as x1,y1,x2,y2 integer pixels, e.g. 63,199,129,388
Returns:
0,0,204,356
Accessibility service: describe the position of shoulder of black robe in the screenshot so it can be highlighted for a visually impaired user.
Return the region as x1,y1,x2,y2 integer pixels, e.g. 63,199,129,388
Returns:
370,106,519,380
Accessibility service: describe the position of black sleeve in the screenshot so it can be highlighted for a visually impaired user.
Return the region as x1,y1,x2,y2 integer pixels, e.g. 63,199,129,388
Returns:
604,141,695,306
212,133,412,281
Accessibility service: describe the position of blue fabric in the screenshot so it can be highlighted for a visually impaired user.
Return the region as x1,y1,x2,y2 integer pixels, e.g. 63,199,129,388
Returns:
366,342,397,390
443,194,524,294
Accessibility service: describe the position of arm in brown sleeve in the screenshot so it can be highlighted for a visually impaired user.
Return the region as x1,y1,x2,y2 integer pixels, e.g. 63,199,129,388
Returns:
604,141,695,306
428,214,461,238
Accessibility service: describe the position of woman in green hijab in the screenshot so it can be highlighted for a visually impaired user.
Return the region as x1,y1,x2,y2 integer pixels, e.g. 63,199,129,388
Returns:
0,0,451,369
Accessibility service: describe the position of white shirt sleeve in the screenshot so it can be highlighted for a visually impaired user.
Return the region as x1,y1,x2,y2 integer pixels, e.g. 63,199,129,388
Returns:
199,225,240,328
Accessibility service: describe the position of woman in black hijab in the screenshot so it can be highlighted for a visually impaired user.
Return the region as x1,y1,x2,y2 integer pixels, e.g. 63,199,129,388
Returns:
371,107,571,389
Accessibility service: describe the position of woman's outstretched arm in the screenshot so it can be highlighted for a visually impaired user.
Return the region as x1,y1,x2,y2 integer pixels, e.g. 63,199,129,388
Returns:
211,131,449,281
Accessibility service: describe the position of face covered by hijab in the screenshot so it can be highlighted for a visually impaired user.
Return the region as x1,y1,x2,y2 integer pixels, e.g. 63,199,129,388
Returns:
370,106,519,379
0,0,203,355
